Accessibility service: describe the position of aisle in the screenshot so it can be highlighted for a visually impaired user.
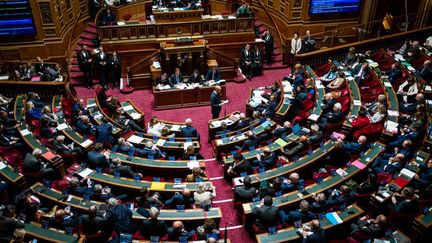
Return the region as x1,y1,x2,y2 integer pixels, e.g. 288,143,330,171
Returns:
75,69,289,241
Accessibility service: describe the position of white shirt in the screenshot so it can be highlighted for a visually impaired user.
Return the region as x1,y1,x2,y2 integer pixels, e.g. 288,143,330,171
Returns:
291,38,302,54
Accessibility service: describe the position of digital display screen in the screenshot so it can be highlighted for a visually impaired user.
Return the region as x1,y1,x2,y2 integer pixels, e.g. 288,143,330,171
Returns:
309,0,361,15
0,0,36,36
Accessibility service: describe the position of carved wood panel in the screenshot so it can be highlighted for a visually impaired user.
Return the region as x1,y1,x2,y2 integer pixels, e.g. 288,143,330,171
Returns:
39,2,53,24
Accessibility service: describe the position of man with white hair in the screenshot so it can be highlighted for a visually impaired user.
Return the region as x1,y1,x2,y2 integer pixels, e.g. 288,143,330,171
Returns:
233,113,251,130
322,93,336,114
142,140,164,159
318,102,344,128
23,148,54,178
138,207,168,238
415,60,432,83
104,197,137,234
273,121,292,138
308,123,323,145
180,118,199,139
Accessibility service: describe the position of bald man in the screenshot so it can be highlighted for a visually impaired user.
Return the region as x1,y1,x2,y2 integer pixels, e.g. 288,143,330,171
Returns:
210,86,223,119
302,219,327,242
164,188,194,209
167,220,196,241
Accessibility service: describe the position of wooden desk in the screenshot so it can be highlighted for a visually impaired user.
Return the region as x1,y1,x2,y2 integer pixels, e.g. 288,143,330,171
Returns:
256,204,364,243
153,84,226,110
0,158,24,185
24,222,84,243
120,100,145,125
153,9,203,23
86,98,122,136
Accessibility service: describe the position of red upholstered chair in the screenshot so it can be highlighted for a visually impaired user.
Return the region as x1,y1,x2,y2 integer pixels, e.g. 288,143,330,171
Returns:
122,13,132,21
0,148,23,167
78,224,109,241
388,211,417,230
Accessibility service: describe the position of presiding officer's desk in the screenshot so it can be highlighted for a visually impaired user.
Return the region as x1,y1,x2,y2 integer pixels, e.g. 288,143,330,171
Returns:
153,82,226,110
31,183,222,223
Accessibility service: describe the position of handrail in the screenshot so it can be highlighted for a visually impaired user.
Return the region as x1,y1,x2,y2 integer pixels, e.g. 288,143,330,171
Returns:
130,50,160,73
207,48,237,67
254,0,285,50
65,9,83,85
94,5,107,25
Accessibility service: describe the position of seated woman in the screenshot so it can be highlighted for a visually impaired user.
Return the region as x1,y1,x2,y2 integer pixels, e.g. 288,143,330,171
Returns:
284,63,305,89
368,105,387,124
161,127,175,138
261,81,282,101
196,219,220,241
147,116,165,137
327,71,346,91
182,145,204,160
187,69,202,84
95,85,117,115
397,76,418,103
111,109,146,133
26,101,42,120
186,167,208,182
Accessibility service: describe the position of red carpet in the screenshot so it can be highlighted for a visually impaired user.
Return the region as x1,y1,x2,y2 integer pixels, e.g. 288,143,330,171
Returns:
75,68,290,242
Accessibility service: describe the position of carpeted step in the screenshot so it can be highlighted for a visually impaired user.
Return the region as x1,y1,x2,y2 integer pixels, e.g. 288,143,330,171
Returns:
78,39,95,47
81,32,96,40
272,55,283,63
70,65,80,72
88,22,97,28
272,49,282,56
71,72,84,79
255,20,264,27
71,58,78,65
262,62,289,70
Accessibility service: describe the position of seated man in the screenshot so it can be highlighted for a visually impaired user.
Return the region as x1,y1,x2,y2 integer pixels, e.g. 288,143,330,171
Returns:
385,63,402,84
227,154,254,177
258,125,274,142
169,68,183,86
0,124,22,149
302,220,327,242
140,141,164,159
233,113,251,130
281,135,308,157
353,62,371,86
253,147,277,169
320,64,338,83
387,124,422,150
280,172,303,192
0,205,25,241
371,153,406,175
308,124,323,145
415,60,432,83
79,205,104,235
234,176,257,203
155,73,169,86
167,221,196,241
180,118,200,139
318,102,344,128
251,196,279,230
103,198,137,235
112,137,135,154
139,207,168,239
321,93,336,115
273,121,292,138
350,215,387,240
397,76,419,103
53,135,84,163
240,131,260,151
49,208,79,230
327,185,355,207
23,148,54,178
108,157,141,178
76,115,95,136
87,142,110,168
206,66,221,82
94,117,113,144
0,110,19,137
387,187,419,215
413,159,432,188
399,93,425,114
164,188,194,209
338,135,369,159
279,200,316,225
310,193,329,213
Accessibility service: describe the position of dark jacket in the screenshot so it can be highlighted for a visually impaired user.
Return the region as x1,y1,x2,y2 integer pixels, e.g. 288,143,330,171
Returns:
140,219,168,237
104,204,136,234
180,126,198,138
252,205,280,229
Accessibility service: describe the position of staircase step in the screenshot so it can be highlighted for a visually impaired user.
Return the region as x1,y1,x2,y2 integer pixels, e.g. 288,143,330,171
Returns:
70,66,81,72
262,62,288,70
84,26,98,35
71,58,78,65
78,39,95,47
81,32,96,40
88,22,97,28
71,72,84,79
255,20,264,27
272,55,283,62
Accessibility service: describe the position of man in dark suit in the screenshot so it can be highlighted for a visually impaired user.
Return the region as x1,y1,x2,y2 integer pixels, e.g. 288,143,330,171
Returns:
139,207,168,238
180,118,199,139
251,196,280,230
96,46,109,89
164,188,194,209
350,215,387,240
227,154,254,177
233,113,251,130
77,45,93,89
79,205,105,235
240,44,252,80
206,66,221,82
241,131,260,151
251,45,263,78
210,86,225,119
94,117,112,144
302,220,327,243
234,176,257,203
0,205,24,241
23,148,54,177
416,60,432,83
87,142,110,168
253,148,277,169
282,135,308,157
321,93,337,115
318,102,344,128
279,200,316,225
354,62,371,86
386,63,402,84
169,67,183,86
108,158,141,178
263,30,274,65
273,121,292,138
327,185,355,207
263,95,278,119
103,198,137,234
303,30,316,53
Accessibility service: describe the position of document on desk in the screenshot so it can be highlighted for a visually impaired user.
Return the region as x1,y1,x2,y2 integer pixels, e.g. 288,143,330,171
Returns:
57,123,68,130
80,139,93,148
127,135,145,144
156,139,166,147
169,125,181,131
150,182,166,190
187,161,199,169
78,168,93,178
326,212,343,225
0,162,6,170
20,129,30,136
130,112,142,120
183,142,193,150
122,105,133,111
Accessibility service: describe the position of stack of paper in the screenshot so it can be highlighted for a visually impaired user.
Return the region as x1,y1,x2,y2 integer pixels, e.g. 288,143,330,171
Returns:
394,54,405,61
387,110,399,117
384,82,392,87
80,139,93,148
78,168,93,178
336,168,348,177
326,212,343,225
169,125,181,131
399,168,416,179
156,139,166,146
187,161,199,169
308,114,319,121
20,129,30,136
0,161,7,170
130,112,141,120
353,100,361,106
385,120,399,134
122,105,133,111
183,142,193,150
127,135,144,144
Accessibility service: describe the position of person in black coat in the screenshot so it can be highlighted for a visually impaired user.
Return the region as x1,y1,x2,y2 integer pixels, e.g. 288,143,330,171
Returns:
155,73,170,86
385,63,402,84
234,176,257,203
108,158,141,178
302,220,327,243
180,118,199,139
253,148,277,169
110,50,121,89
387,187,419,215
169,67,183,86
227,154,254,177
79,205,105,235
251,196,280,230
77,45,93,89
415,60,432,83
262,30,274,65
273,121,292,138
139,207,168,238
164,188,194,209
0,205,24,242
240,44,252,80
87,143,110,168
94,117,113,144
103,198,137,235
318,102,344,128
23,149,54,177
350,215,387,240
188,69,202,83
205,66,221,82
251,45,263,78
240,131,260,151
101,8,116,26
95,47,110,89
279,200,316,225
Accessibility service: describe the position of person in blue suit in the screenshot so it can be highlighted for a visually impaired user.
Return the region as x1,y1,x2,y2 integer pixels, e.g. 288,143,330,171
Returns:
164,188,194,209
240,131,260,151
206,66,221,82
180,118,199,139
87,142,110,168
169,67,183,86
263,95,278,119
279,200,316,225
210,86,223,119
94,117,113,144
387,125,421,150
76,115,95,136
253,148,277,169
385,63,402,84
25,101,42,120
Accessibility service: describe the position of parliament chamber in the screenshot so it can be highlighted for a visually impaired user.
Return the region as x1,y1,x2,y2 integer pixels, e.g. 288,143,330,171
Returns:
1,0,432,242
